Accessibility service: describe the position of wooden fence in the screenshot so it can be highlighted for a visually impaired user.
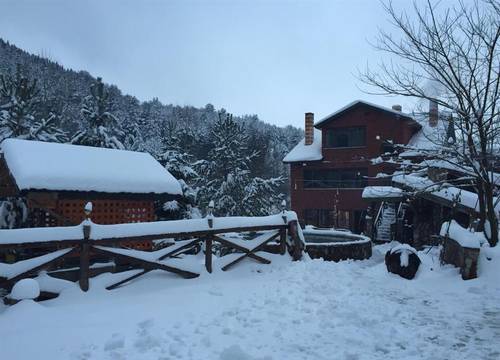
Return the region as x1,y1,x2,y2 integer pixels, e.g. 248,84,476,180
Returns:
0,206,304,296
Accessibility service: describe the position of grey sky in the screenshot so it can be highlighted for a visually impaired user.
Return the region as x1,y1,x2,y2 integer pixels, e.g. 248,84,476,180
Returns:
0,0,421,128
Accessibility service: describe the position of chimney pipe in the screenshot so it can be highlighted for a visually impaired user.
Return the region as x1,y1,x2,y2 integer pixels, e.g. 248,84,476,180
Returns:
304,112,314,145
429,100,438,127
392,104,402,112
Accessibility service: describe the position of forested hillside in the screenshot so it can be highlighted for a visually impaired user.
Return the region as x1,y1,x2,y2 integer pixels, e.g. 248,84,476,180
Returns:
0,38,302,221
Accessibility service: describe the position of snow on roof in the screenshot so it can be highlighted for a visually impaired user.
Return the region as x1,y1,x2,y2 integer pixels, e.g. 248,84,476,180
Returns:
402,118,448,157
315,100,414,128
283,129,322,163
393,173,500,214
362,186,404,200
1,139,182,195
440,220,482,249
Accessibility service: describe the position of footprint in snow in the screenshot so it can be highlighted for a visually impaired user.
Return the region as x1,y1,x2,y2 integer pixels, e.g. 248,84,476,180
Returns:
104,333,125,352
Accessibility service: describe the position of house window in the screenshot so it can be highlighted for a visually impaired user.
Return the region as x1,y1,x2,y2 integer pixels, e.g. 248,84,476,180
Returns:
304,209,352,229
304,209,334,227
327,127,366,148
303,169,368,189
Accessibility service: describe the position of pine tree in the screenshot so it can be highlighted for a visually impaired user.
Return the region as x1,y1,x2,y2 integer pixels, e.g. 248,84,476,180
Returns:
0,66,67,142
196,112,283,216
71,77,124,149
158,120,199,219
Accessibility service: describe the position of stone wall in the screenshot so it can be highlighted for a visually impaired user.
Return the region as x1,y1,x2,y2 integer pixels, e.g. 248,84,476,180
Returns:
306,241,372,262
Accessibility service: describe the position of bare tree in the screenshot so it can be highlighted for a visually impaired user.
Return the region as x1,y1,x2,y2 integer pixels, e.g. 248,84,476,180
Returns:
361,0,500,246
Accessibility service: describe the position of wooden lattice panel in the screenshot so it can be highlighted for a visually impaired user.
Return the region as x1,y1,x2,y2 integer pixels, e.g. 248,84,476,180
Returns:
56,199,155,225
56,199,156,250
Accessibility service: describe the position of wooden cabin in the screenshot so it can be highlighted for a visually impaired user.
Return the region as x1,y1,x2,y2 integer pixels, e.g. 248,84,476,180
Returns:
283,100,421,233
0,139,182,230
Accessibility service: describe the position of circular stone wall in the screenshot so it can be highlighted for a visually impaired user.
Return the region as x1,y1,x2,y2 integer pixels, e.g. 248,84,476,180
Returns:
303,229,372,262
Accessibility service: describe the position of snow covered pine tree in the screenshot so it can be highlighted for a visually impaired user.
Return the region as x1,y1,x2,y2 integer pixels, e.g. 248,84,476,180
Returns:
196,111,283,216
158,121,199,219
0,65,66,142
71,77,125,149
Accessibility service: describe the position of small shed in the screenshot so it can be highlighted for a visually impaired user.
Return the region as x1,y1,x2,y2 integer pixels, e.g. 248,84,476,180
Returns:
0,139,182,228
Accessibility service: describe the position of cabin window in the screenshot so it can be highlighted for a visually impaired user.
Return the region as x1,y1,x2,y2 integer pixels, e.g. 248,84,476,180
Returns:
304,209,352,229
303,168,367,188
326,127,366,148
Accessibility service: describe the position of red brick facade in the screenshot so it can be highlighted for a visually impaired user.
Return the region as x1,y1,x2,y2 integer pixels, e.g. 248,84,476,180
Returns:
286,102,420,232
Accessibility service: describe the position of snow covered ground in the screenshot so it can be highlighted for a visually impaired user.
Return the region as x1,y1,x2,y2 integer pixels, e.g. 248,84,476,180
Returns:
1,244,499,360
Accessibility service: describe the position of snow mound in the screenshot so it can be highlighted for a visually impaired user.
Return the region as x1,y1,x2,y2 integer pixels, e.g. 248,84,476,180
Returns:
10,278,40,300
390,244,417,267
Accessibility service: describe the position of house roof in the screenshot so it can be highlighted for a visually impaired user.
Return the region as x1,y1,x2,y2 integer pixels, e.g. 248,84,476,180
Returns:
314,100,416,128
282,129,323,163
1,139,182,196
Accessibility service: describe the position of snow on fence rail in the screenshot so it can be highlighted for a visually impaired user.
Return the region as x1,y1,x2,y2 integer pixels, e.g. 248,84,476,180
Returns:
0,205,304,296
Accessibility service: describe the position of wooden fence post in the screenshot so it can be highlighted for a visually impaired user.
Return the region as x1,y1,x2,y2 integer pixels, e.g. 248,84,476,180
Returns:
205,236,213,273
80,202,92,292
80,223,90,291
288,220,303,261
279,228,287,255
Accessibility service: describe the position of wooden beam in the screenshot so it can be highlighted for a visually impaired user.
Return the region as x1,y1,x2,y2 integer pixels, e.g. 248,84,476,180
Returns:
214,235,271,264
0,224,288,251
216,231,279,271
105,239,202,290
0,247,78,289
91,246,199,279
106,269,148,290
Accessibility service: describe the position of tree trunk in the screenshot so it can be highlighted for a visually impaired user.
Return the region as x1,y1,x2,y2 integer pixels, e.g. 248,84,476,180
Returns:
483,182,498,247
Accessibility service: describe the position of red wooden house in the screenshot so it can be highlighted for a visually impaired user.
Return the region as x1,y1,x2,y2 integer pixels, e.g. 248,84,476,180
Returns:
0,139,182,236
283,100,421,232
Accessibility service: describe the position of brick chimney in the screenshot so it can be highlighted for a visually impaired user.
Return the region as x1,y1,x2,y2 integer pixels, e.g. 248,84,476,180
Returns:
305,112,314,145
392,104,402,112
429,100,438,127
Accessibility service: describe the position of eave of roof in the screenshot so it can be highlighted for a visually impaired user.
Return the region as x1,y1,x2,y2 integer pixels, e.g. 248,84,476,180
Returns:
314,100,418,128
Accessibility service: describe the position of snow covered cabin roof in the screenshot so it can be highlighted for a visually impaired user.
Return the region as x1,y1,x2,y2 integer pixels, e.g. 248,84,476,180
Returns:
283,129,322,163
0,139,182,196
401,118,449,158
314,100,417,128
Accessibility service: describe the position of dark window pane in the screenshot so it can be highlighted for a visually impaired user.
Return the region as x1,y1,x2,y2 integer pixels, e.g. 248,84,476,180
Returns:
303,169,367,188
327,127,366,148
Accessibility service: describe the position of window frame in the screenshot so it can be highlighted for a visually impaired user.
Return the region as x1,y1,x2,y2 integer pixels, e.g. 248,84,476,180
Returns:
325,126,367,149
303,168,368,189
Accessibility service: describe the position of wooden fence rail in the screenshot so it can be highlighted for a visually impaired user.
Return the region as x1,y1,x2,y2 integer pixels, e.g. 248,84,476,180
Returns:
0,208,304,296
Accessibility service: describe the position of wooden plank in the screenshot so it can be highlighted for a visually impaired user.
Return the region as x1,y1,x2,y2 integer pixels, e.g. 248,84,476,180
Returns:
105,239,202,290
0,247,78,288
217,231,279,271
106,269,149,290
157,238,202,261
214,236,271,264
0,224,288,250
91,246,199,279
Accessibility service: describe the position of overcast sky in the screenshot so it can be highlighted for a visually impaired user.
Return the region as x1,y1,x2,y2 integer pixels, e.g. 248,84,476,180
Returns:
0,0,424,128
